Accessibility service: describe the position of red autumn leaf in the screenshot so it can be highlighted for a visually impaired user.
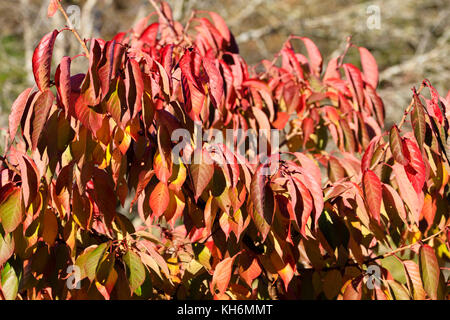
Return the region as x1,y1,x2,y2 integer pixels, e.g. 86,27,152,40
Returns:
361,135,380,172
295,167,323,227
125,59,144,118
403,138,426,194
31,89,54,150
47,0,60,17
55,56,72,115
292,176,314,237
74,93,103,134
32,30,59,92
190,149,214,202
389,125,409,165
211,253,239,295
207,11,231,43
202,56,223,108
17,155,39,209
250,164,274,241
392,163,423,225
411,90,426,149
343,63,365,108
8,88,33,141
359,46,379,89
419,244,440,300
403,260,427,300
298,37,323,75
363,169,382,224
179,50,205,121
342,276,363,300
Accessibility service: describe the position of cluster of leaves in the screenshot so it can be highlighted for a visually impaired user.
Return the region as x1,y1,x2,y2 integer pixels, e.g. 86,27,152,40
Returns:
0,1,449,300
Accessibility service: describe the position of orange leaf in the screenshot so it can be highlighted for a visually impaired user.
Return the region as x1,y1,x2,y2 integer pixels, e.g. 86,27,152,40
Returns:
363,170,382,224
149,182,170,218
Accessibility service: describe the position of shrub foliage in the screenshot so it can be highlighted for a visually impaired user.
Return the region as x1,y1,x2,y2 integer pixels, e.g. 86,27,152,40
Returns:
0,0,449,300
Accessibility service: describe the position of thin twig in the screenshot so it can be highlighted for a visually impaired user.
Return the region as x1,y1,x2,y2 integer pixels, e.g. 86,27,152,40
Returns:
148,0,178,39
56,1,90,58
302,227,447,272
0,155,20,175
379,83,426,155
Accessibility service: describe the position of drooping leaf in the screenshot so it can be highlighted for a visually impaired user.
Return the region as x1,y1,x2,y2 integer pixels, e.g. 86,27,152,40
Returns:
360,135,380,172
0,232,14,267
382,184,407,225
8,88,32,141
84,242,109,281
403,260,426,300
211,253,239,295
389,125,409,165
299,37,323,75
403,138,426,195
392,163,423,225
387,280,411,300
42,209,58,246
419,244,440,300
0,186,23,233
342,276,363,300
203,56,223,108
190,149,214,201
55,56,72,115
17,155,39,209
47,0,60,17
411,90,427,150
149,181,170,218
250,164,274,241
1,263,18,300
32,30,59,92
179,50,205,121
123,250,146,293
363,169,382,224
343,63,365,108
31,89,54,151
359,46,379,89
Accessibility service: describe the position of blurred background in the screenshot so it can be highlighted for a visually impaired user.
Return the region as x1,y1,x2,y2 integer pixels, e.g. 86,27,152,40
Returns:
0,0,449,132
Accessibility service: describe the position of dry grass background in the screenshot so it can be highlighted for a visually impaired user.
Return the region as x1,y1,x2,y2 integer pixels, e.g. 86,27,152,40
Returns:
0,0,449,132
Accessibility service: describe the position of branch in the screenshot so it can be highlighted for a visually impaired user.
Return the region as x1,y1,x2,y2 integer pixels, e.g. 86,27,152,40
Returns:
148,0,178,39
56,1,90,58
302,226,447,272
0,155,20,176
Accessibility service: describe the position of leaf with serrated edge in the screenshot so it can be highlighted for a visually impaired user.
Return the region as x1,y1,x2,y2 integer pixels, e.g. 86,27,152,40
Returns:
363,170,382,224
123,250,146,293
419,244,440,300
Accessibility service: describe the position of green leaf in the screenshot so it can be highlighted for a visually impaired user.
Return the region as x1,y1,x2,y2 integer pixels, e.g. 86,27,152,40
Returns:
123,250,146,293
1,262,19,300
419,244,440,300
0,187,23,233
403,260,426,300
323,269,343,299
387,280,411,300
0,232,15,266
96,252,115,285
84,242,109,281
411,91,426,151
